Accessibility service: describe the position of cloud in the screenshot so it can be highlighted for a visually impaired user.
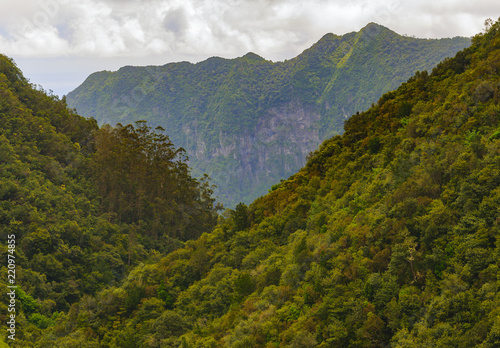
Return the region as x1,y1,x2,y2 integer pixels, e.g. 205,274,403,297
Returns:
1,0,497,60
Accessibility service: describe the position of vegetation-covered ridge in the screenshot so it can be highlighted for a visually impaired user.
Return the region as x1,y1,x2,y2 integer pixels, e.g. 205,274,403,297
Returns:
67,23,471,208
0,54,219,345
15,18,500,347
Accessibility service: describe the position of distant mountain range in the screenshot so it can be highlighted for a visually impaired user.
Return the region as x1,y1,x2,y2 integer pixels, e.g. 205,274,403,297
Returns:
67,23,471,208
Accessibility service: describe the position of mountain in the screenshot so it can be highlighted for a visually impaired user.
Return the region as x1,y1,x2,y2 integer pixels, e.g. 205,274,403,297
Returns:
18,19,500,347
66,23,471,208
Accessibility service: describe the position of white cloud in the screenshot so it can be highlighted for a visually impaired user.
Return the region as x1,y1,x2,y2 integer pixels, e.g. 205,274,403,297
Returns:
1,0,496,59
2,0,499,96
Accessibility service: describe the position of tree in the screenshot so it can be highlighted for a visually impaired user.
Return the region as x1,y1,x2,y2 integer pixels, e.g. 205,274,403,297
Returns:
231,202,250,231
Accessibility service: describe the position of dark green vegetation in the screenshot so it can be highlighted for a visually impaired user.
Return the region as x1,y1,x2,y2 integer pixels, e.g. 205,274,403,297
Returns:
67,23,471,208
2,19,497,347
0,55,219,344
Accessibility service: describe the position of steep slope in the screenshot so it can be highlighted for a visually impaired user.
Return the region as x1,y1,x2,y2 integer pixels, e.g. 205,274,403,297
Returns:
67,23,471,208
28,19,500,347
0,55,218,343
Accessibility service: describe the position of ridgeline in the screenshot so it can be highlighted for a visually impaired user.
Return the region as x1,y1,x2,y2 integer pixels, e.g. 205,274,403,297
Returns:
67,23,471,208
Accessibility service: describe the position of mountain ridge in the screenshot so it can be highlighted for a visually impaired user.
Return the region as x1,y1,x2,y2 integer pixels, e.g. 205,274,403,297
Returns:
67,23,472,208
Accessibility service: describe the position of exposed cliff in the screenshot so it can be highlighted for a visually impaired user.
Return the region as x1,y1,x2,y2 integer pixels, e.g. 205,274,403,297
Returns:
190,101,322,204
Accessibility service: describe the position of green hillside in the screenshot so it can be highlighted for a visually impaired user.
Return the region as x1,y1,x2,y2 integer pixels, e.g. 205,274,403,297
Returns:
67,23,471,208
10,18,499,347
0,55,219,344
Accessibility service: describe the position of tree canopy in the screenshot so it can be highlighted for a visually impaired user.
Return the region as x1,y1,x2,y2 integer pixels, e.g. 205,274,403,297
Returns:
0,54,219,343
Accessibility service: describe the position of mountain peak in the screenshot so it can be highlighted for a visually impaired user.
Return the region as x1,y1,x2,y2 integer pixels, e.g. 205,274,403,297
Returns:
241,52,265,62
359,22,394,37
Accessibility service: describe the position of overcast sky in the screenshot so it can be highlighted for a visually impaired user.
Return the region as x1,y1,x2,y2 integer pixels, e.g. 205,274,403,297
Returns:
1,0,499,96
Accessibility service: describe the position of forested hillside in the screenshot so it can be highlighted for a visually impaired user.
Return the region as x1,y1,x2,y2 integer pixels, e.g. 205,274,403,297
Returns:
8,18,499,347
0,55,219,344
67,23,471,208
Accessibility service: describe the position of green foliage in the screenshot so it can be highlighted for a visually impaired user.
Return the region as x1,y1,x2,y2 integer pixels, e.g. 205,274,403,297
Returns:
28,312,58,329
16,288,38,315
92,121,219,242
157,281,175,309
0,53,219,346
231,202,250,232
234,273,255,297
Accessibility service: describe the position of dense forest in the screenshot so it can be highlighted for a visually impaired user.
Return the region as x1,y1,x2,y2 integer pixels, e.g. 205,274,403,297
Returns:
0,56,219,346
67,23,471,208
1,18,500,347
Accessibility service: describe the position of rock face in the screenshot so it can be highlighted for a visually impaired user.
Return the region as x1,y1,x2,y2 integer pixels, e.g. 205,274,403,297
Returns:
176,101,321,205
209,102,321,204
67,23,471,208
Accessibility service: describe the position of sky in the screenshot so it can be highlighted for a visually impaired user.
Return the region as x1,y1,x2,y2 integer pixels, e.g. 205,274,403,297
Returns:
1,0,499,97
